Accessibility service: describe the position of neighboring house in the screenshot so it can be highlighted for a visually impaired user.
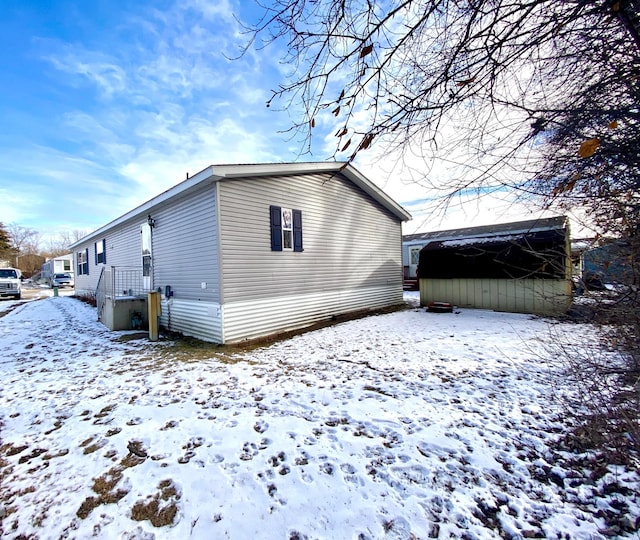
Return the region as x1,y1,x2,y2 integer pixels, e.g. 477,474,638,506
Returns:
41,254,74,285
69,162,411,344
581,239,634,287
414,216,572,315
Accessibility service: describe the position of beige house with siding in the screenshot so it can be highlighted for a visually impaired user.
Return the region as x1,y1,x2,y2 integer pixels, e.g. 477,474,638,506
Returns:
70,162,411,344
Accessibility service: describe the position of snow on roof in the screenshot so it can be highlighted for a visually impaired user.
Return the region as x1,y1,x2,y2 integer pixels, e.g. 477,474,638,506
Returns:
439,233,524,248
403,216,568,246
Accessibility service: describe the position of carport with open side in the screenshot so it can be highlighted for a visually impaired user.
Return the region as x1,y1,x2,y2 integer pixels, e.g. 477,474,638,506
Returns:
417,216,573,316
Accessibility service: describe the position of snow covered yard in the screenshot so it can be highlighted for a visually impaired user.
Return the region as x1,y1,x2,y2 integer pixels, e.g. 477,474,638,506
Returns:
0,294,638,539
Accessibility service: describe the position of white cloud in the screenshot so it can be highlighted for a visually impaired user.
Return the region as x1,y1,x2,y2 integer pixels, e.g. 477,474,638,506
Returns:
116,114,282,208
9,0,292,234
0,189,34,225
44,44,127,98
179,0,237,24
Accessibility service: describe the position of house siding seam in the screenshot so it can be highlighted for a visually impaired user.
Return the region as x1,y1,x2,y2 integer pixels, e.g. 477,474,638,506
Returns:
215,181,226,342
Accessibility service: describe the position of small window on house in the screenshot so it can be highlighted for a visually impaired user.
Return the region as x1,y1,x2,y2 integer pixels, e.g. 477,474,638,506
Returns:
282,209,293,250
95,239,106,265
63,260,71,271
77,249,89,275
270,205,303,252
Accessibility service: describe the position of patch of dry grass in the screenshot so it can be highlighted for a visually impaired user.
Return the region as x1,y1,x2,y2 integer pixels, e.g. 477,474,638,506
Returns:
76,464,130,519
131,479,181,527
1,443,28,457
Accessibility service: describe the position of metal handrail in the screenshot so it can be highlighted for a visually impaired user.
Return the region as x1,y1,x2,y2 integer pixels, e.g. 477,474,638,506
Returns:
95,266,154,323
95,266,106,321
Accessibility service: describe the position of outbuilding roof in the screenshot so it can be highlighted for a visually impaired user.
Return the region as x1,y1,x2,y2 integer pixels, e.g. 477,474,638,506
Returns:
70,162,411,249
403,216,568,245
415,216,570,280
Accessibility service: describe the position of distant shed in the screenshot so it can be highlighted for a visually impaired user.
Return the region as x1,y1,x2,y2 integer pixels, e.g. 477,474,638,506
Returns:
417,216,572,315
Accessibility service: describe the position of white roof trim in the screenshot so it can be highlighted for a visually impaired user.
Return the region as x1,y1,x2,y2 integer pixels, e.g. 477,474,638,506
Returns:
70,162,410,249
199,162,410,221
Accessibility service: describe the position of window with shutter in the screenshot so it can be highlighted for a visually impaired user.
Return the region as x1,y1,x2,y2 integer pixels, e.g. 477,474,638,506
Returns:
271,205,303,252
270,205,282,251
77,249,90,275
293,209,303,252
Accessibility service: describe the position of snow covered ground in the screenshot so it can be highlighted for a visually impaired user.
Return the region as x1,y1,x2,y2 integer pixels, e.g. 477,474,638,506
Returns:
1,293,638,539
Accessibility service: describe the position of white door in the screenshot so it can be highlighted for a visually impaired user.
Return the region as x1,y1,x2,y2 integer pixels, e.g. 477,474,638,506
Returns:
409,246,421,278
141,222,153,291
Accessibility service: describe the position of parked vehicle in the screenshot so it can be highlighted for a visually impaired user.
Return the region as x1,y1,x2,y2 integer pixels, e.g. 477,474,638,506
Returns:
0,267,22,299
40,255,74,287
51,273,75,289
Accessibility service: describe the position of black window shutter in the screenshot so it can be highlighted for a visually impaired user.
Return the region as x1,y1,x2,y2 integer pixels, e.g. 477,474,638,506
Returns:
102,239,107,264
85,247,90,275
270,205,282,251
293,209,303,252
94,243,98,265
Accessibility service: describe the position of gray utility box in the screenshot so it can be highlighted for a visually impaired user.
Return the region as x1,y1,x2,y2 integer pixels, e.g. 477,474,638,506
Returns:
101,296,149,331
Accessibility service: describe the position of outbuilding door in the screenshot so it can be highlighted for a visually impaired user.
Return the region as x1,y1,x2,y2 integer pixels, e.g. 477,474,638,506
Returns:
409,246,421,278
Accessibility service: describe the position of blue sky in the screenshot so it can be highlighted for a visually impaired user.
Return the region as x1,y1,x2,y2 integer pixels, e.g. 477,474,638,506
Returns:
0,0,301,238
0,0,559,243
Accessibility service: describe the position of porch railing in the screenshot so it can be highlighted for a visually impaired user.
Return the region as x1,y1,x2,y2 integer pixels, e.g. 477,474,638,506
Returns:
96,266,154,321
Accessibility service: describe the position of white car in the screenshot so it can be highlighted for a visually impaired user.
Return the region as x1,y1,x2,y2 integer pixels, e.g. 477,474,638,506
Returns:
51,273,75,288
0,268,22,299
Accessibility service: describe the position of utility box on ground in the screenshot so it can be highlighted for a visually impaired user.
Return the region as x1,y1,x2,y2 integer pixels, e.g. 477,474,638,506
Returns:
101,297,149,331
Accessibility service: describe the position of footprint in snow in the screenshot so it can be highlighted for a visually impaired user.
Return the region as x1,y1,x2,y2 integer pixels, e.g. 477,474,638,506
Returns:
254,420,268,433
183,437,205,450
294,451,309,466
268,451,286,467
239,442,259,461
258,437,271,450
340,463,356,474
381,516,413,539
300,471,314,483
178,450,196,464
320,462,335,475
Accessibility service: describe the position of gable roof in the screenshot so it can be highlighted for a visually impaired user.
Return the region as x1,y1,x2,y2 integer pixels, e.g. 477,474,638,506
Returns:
403,216,568,246
70,162,411,249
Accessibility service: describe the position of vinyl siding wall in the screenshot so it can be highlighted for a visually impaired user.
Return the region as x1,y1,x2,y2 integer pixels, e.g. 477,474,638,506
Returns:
152,184,222,342
73,182,223,342
218,172,404,343
73,220,145,296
